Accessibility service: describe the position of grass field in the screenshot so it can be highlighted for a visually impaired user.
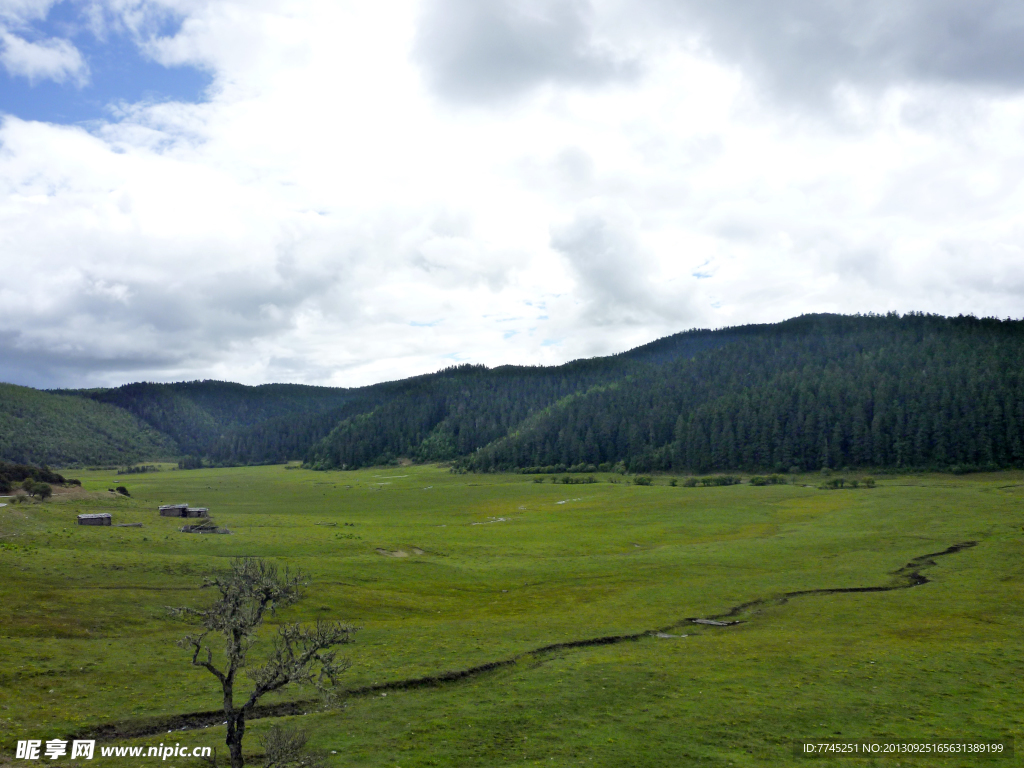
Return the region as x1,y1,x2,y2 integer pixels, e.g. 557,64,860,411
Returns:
1,465,1022,767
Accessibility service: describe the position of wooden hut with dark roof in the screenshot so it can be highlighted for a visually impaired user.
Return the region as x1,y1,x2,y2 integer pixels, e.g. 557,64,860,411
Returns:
78,513,111,526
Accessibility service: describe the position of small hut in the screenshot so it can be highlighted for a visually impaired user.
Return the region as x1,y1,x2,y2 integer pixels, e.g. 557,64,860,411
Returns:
159,504,189,517
78,513,112,526
185,507,209,518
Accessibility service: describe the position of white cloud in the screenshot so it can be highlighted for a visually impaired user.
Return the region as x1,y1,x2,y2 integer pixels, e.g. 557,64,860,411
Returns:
0,30,88,85
1,0,1024,389
0,0,61,24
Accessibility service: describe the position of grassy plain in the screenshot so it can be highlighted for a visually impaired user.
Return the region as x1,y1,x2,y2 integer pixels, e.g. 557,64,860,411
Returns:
0,465,1022,767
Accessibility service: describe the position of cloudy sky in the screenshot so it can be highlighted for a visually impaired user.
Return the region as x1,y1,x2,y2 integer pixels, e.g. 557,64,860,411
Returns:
2,0,1023,389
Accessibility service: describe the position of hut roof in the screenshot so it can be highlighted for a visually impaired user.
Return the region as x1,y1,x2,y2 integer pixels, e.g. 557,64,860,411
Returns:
77,513,112,520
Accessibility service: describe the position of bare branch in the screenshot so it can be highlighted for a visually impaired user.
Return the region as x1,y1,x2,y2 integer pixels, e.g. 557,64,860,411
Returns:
175,631,227,684
243,621,354,710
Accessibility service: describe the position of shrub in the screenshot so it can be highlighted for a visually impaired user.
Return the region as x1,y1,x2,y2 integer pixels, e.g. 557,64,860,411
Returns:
178,455,204,470
863,477,876,488
116,486,131,496
698,475,741,487
117,465,159,475
682,477,698,487
749,475,787,486
669,478,677,487
633,476,653,486
34,483,52,500
558,475,597,485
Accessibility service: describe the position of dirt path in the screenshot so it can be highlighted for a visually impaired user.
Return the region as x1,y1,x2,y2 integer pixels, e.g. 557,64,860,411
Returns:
64,540,977,742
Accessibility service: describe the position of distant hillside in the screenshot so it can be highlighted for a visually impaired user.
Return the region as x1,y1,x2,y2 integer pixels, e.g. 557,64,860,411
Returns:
63,380,374,462
10,312,1023,473
304,359,639,470
465,313,1024,474
0,384,175,466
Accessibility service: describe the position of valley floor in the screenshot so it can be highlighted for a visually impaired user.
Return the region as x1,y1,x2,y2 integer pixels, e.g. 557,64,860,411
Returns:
0,466,1021,767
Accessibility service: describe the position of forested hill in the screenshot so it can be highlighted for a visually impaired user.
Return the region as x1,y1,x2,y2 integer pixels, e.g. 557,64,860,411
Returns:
3,313,1022,471
301,326,765,470
305,313,1024,473
64,380,382,464
464,313,1024,474
303,360,634,470
0,384,175,466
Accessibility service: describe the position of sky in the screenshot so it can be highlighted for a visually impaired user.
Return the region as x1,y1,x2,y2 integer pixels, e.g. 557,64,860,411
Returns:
1,1,1023,389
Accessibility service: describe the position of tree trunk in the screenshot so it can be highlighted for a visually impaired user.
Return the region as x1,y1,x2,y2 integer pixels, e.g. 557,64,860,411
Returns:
226,710,245,768
222,677,245,768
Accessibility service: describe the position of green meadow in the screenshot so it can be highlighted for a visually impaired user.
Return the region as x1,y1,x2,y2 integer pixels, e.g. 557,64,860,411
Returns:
1,465,1022,767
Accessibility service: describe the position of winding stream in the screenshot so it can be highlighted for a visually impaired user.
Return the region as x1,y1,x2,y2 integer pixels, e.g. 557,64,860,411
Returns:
67,540,977,742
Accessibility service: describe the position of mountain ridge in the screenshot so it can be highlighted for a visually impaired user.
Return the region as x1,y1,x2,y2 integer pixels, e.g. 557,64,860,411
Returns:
4,312,1021,471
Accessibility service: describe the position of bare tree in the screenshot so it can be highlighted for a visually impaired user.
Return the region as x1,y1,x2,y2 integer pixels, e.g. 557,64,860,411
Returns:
170,558,354,768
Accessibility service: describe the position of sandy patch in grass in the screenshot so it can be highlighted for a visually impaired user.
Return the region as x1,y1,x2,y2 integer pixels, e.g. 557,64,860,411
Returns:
377,547,428,557
51,485,103,501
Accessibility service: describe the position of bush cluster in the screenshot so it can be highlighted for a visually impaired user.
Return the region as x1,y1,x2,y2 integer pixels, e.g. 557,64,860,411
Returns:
518,463,614,475
19,479,52,499
551,475,598,484
681,475,742,487
0,462,77,496
820,477,876,490
748,474,788,486
117,464,160,475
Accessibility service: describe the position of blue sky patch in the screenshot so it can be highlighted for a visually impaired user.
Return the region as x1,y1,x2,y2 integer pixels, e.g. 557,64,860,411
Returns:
0,1,211,124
